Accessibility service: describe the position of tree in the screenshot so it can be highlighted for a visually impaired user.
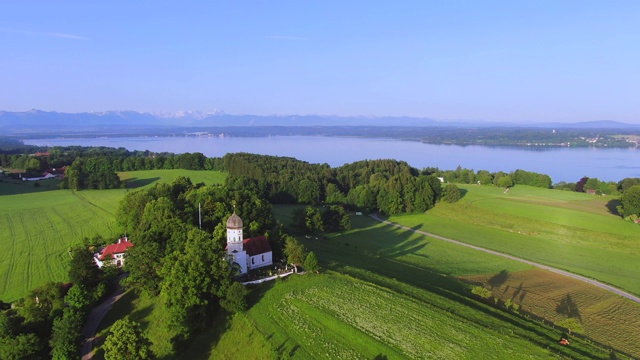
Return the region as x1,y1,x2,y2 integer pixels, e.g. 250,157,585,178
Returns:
284,236,305,265
497,176,513,188
0,333,41,360
220,281,248,314
102,319,152,360
620,185,640,218
303,251,319,272
443,184,462,203
64,284,92,312
584,177,600,191
304,206,324,233
576,176,589,193
123,242,163,295
50,308,83,360
69,247,102,289
297,179,320,204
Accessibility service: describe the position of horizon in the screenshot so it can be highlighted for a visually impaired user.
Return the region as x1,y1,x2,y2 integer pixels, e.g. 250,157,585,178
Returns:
2,2,640,124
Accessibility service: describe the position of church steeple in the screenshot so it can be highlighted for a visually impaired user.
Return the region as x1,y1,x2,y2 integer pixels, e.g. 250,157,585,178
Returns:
226,210,247,274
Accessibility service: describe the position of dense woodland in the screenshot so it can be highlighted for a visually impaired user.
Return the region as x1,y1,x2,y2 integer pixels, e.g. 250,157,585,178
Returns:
2,142,640,218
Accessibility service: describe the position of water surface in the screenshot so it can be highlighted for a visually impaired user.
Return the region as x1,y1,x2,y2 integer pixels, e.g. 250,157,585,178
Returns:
24,136,639,183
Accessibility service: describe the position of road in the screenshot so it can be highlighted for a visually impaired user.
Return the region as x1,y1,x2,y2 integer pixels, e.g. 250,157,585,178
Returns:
80,276,127,360
370,214,640,304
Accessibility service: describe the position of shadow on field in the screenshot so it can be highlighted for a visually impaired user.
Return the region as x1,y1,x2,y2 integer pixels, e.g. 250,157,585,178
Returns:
555,294,582,321
0,178,61,195
126,177,160,189
246,281,276,310
300,217,606,359
488,270,510,289
605,199,621,216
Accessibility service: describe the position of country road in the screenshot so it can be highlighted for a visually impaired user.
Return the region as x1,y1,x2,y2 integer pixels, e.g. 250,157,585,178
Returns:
370,214,640,304
80,275,127,360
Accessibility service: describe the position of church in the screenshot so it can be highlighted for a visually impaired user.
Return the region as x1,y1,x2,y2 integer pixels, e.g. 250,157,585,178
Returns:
226,211,273,274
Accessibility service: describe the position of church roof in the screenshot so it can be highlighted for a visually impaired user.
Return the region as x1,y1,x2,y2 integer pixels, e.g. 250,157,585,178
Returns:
226,211,243,229
99,237,134,260
243,236,272,256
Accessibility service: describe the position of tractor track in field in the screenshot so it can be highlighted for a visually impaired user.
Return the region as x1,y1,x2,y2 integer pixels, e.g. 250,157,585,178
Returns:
370,214,640,305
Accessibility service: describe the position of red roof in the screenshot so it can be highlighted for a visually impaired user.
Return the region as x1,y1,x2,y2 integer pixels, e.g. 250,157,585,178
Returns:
242,236,271,256
99,237,134,260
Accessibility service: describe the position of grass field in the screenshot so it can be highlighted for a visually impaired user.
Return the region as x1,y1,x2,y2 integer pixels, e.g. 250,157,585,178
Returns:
96,209,630,358
0,170,226,302
388,185,640,296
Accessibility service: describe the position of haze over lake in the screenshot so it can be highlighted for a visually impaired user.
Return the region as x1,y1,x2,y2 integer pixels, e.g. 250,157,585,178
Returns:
24,136,640,183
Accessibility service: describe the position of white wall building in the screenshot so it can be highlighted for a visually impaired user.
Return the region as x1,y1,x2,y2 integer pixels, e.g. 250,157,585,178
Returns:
226,212,272,274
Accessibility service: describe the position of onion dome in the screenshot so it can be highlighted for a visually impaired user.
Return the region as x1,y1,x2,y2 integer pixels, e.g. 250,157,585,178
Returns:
226,212,243,229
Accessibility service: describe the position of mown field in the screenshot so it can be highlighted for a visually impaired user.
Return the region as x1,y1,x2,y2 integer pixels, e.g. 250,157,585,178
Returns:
0,170,226,302
387,185,640,296
96,212,629,359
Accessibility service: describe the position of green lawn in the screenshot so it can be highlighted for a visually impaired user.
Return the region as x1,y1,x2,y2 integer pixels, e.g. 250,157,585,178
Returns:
388,184,640,296
0,170,226,302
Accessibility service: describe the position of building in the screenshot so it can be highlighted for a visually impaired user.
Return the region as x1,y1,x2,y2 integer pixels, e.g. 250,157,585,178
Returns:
93,237,134,268
226,212,273,274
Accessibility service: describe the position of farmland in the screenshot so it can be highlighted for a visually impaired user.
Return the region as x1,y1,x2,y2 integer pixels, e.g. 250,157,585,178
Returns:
0,169,226,302
95,210,633,358
387,184,640,296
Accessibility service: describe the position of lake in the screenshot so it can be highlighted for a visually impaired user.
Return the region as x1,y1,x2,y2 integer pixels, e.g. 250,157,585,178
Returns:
24,136,640,183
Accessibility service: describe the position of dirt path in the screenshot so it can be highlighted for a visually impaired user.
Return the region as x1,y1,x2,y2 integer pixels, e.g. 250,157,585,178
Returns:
80,277,127,360
370,214,640,304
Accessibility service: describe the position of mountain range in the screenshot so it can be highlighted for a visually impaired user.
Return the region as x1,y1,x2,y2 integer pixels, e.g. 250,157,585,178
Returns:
1,110,638,137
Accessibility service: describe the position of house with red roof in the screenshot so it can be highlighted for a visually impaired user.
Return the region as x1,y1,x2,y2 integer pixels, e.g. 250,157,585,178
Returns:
226,212,273,274
93,237,134,268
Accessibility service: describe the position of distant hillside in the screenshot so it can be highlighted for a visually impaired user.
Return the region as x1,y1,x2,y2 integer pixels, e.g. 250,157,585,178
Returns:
2,110,639,136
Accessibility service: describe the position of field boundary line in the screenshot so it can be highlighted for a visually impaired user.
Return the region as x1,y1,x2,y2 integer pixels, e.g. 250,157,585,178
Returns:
370,214,640,304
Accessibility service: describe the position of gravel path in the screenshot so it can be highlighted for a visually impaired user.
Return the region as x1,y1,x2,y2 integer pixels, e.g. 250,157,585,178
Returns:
370,214,640,304
80,277,127,360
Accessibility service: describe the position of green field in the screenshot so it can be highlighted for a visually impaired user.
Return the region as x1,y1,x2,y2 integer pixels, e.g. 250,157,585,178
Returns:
387,184,640,296
0,170,226,302
97,210,628,358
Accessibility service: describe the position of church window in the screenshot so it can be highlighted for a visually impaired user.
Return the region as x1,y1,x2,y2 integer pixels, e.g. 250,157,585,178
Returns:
262,255,265,262
251,257,255,265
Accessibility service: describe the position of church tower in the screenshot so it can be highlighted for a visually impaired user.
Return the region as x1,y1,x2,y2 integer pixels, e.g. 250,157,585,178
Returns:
226,211,247,274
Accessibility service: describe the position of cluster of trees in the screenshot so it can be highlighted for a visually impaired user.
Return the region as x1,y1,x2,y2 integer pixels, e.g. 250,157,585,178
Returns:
291,205,351,234
116,177,283,351
0,237,119,359
0,145,223,176
62,157,123,190
223,154,445,215
439,166,552,189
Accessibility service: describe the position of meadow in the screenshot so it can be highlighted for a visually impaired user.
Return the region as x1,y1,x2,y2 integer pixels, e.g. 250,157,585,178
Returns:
0,170,226,302
96,211,634,358
387,184,640,296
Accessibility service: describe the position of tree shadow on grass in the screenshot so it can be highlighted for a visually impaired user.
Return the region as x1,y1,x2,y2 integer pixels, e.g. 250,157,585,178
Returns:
245,280,276,311
605,199,621,216
303,219,605,358
555,294,582,321
0,178,61,196
126,177,160,189
488,270,510,289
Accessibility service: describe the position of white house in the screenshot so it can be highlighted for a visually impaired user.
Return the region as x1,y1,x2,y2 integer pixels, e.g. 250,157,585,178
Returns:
93,237,134,268
226,212,272,275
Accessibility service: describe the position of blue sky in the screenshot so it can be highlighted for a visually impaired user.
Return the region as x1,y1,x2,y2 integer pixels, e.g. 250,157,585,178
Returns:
1,1,639,123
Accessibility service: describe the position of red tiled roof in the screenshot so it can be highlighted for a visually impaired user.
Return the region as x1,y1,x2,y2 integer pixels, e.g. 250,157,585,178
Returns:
99,238,134,260
242,236,271,256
